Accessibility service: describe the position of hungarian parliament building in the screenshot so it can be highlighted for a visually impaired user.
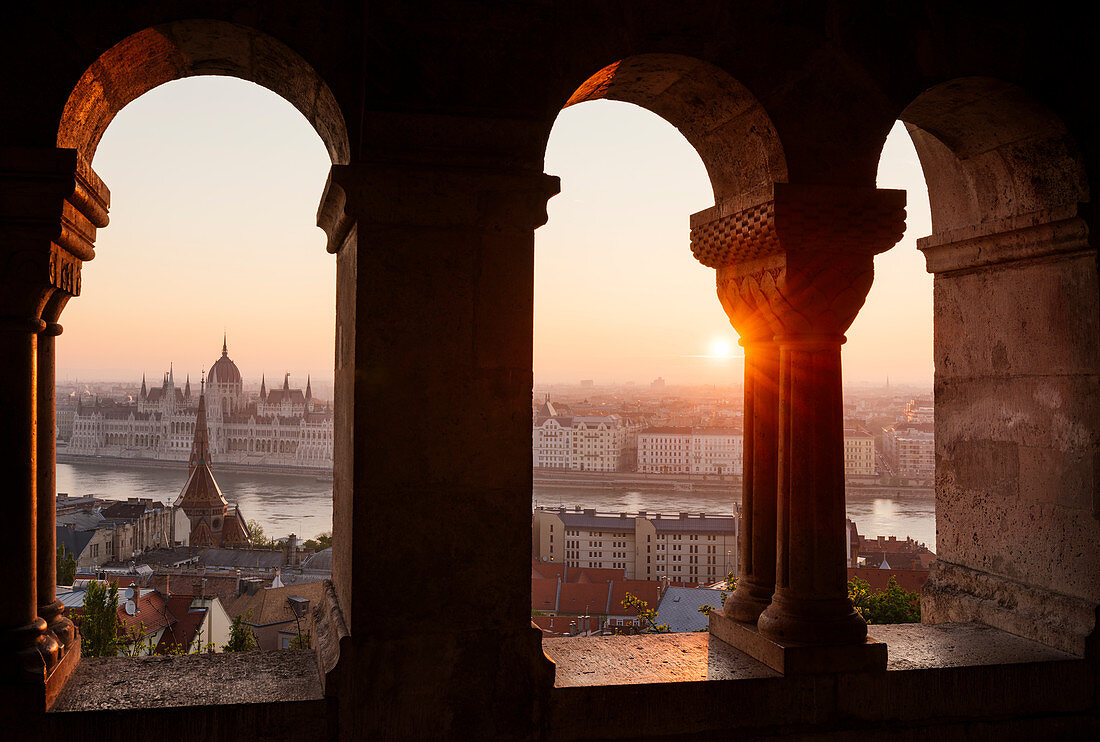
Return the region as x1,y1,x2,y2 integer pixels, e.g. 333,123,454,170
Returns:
65,338,333,471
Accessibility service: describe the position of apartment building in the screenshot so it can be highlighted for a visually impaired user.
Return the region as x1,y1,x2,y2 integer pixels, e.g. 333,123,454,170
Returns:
843,429,876,476
532,397,637,472
532,507,739,584
637,427,743,475
883,427,935,480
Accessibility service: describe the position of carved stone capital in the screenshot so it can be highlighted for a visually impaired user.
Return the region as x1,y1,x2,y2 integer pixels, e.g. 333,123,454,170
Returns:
317,161,560,252
717,250,875,338
700,185,904,339
691,184,906,268
0,148,109,322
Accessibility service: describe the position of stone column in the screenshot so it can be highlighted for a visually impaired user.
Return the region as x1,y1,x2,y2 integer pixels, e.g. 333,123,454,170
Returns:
697,184,905,658
0,147,107,703
694,199,784,623
723,338,779,621
313,113,559,740
37,290,75,649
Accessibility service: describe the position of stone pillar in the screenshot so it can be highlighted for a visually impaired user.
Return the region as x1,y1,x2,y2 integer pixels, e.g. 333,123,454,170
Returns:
724,338,779,621
697,185,905,666
37,291,75,650
0,147,107,704
696,200,783,623
761,324,862,644
313,113,558,740
918,209,1100,657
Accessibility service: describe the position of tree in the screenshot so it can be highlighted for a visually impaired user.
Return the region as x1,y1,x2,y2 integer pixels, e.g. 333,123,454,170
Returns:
80,580,121,657
289,631,311,650
303,532,333,551
848,576,921,624
618,592,669,634
223,612,258,652
247,520,272,549
56,544,76,585
119,621,158,657
696,571,739,618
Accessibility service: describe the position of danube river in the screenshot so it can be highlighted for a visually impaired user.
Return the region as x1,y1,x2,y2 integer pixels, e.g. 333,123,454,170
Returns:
58,461,937,549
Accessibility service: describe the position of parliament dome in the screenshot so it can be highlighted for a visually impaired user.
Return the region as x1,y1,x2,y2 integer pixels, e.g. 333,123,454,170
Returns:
209,336,242,385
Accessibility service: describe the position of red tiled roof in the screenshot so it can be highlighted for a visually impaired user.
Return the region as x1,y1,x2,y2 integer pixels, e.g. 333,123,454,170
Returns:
531,578,559,611
531,560,565,581
847,567,930,594
118,590,176,639
573,568,622,584
557,582,611,615
608,580,661,615
154,595,207,654
531,615,576,636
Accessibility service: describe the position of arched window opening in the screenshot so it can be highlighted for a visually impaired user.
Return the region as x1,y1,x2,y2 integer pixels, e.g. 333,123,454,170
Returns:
54,74,336,655
532,55,796,648
21,20,348,681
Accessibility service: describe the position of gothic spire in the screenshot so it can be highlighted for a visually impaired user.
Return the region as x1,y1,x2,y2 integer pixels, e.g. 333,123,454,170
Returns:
185,374,191,398
140,373,147,400
260,374,267,400
305,374,312,399
222,332,228,358
188,375,211,471
283,372,290,392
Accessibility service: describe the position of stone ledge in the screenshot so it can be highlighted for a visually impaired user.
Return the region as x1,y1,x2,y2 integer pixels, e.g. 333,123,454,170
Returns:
543,632,779,686
545,623,1093,741
545,621,1078,689
50,650,323,711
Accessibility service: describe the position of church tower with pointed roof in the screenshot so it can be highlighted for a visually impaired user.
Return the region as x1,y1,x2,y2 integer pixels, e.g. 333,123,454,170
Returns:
174,379,251,548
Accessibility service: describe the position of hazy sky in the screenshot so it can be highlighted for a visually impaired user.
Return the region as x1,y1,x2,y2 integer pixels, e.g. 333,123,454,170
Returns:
59,77,932,388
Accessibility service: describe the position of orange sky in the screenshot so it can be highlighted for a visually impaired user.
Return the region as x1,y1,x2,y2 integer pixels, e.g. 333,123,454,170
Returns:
58,78,932,388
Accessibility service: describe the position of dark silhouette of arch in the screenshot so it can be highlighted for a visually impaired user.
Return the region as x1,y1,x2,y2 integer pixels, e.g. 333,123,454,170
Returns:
559,54,787,204
57,19,350,166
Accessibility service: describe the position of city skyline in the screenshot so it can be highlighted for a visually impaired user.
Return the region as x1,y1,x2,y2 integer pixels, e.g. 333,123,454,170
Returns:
60,77,932,386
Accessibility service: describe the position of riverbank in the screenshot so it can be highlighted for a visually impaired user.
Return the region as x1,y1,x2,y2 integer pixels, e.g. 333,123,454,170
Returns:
533,468,932,497
57,452,333,480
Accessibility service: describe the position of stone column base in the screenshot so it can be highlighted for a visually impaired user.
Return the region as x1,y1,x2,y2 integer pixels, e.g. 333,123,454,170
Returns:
45,640,80,710
709,606,886,675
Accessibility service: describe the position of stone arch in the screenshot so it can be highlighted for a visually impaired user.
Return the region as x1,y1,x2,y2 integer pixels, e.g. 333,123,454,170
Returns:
57,19,350,166
559,54,788,204
898,76,1088,236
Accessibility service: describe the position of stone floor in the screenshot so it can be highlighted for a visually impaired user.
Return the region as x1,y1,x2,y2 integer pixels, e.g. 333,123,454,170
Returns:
543,622,1077,687
51,650,323,711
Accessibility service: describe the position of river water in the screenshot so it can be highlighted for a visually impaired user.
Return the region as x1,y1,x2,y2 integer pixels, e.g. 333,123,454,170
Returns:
58,461,937,550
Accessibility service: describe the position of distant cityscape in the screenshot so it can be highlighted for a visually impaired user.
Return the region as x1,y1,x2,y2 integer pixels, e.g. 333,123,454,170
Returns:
56,338,334,473
53,366,936,651
532,379,934,485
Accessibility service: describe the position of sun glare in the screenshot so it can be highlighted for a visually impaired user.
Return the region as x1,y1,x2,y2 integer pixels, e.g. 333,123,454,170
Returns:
709,339,732,358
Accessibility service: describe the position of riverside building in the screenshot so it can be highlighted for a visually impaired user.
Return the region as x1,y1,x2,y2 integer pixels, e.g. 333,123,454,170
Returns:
532,397,639,472
532,507,739,584
68,338,333,470
636,427,744,475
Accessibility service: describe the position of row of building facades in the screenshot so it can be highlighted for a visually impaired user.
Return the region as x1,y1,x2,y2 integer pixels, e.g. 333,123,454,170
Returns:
533,397,931,479
63,340,334,470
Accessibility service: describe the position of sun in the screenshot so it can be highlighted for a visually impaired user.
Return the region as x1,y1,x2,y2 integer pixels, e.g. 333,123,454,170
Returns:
709,339,732,358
